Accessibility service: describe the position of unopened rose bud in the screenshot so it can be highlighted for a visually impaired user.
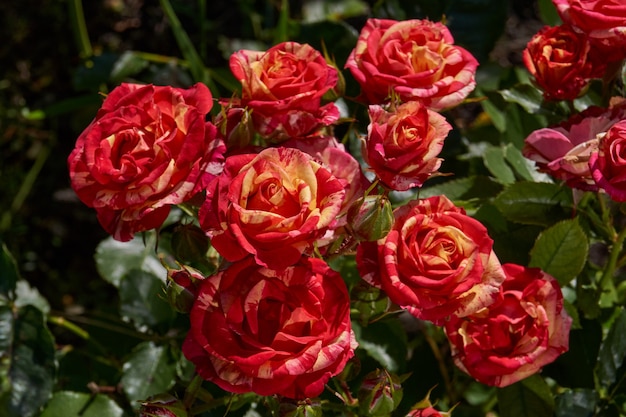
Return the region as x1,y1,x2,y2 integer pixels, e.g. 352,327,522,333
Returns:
171,224,210,265
215,106,255,150
279,398,323,417
358,369,403,417
347,195,394,242
139,393,188,417
165,264,204,313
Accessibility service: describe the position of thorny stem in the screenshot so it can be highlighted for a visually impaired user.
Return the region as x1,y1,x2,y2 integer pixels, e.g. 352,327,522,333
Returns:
599,225,626,292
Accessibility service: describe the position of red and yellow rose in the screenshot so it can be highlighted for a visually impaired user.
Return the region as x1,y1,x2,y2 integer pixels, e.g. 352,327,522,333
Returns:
444,263,571,387
356,195,505,325
199,147,345,269
345,18,478,110
182,256,357,399
365,101,451,190
227,41,340,140
67,82,225,241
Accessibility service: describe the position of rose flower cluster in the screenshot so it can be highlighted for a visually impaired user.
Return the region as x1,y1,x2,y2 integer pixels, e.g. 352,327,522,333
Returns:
522,0,626,202
68,14,572,405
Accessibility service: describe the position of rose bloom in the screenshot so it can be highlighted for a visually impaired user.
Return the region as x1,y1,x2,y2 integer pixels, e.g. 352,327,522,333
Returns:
523,24,605,101
590,119,626,201
356,195,505,325
227,41,340,140
553,0,626,63
444,263,572,387
365,101,452,191
182,256,357,399
345,18,478,110
199,147,345,270
68,83,225,241
523,100,626,190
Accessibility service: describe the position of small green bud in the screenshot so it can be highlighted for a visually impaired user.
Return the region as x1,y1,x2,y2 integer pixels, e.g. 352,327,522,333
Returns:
358,369,403,417
165,264,204,313
278,398,323,417
347,195,394,242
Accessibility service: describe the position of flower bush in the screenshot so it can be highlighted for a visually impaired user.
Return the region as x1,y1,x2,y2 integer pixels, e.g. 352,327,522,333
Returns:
3,1,626,416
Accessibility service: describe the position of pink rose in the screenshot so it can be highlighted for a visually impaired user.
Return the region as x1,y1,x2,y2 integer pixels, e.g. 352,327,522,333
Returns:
444,263,572,387
522,24,606,101
356,195,505,325
590,119,626,201
345,18,478,110
199,147,345,269
227,41,340,140
553,0,626,63
182,256,357,399
365,101,452,190
523,101,626,190
68,83,225,241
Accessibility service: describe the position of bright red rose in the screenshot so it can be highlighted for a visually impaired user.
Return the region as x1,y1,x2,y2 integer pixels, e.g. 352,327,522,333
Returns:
68,83,225,241
553,0,626,63
344,18,478,110
523,101,626,190
590,119,626,201
365,101,452,190
444,263,572,388
523,24,605,101
227,41,340,140
199,147,346,269
182,256,357,399
356,195,505,325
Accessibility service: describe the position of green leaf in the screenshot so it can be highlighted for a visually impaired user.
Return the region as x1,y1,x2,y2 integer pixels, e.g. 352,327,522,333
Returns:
39,391,124,417
484,146,515,185
14,280,50,315
273,0,289,45
596,308,626,388
119,269,175,331
0,242,18,301
529,219,589,286
95,234,166,288
121,341,177,407
555,389,598,417
353,319,408,373
503,144,540,182
0,305,57,417
497,374,555,417
480,94,507,132
538,0,562,26
494,182,574,226
110,51,150,83
500,84,544,114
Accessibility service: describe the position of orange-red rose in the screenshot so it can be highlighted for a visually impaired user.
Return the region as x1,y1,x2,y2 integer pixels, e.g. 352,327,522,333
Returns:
523,24,605,101
182,256,357,399
199,147,346,269
356,195,505,325
444,263,571,387
365,101,451,190
67,83,225,241
553,0,626,63
345,18,478,110
227,41,340,140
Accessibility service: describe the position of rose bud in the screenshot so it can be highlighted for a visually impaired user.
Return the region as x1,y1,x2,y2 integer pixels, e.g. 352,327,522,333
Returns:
279,398,323,417
358,369,403,417
139,394,188,417
347,195,394,242
165,264,205,313
214,106,255,152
